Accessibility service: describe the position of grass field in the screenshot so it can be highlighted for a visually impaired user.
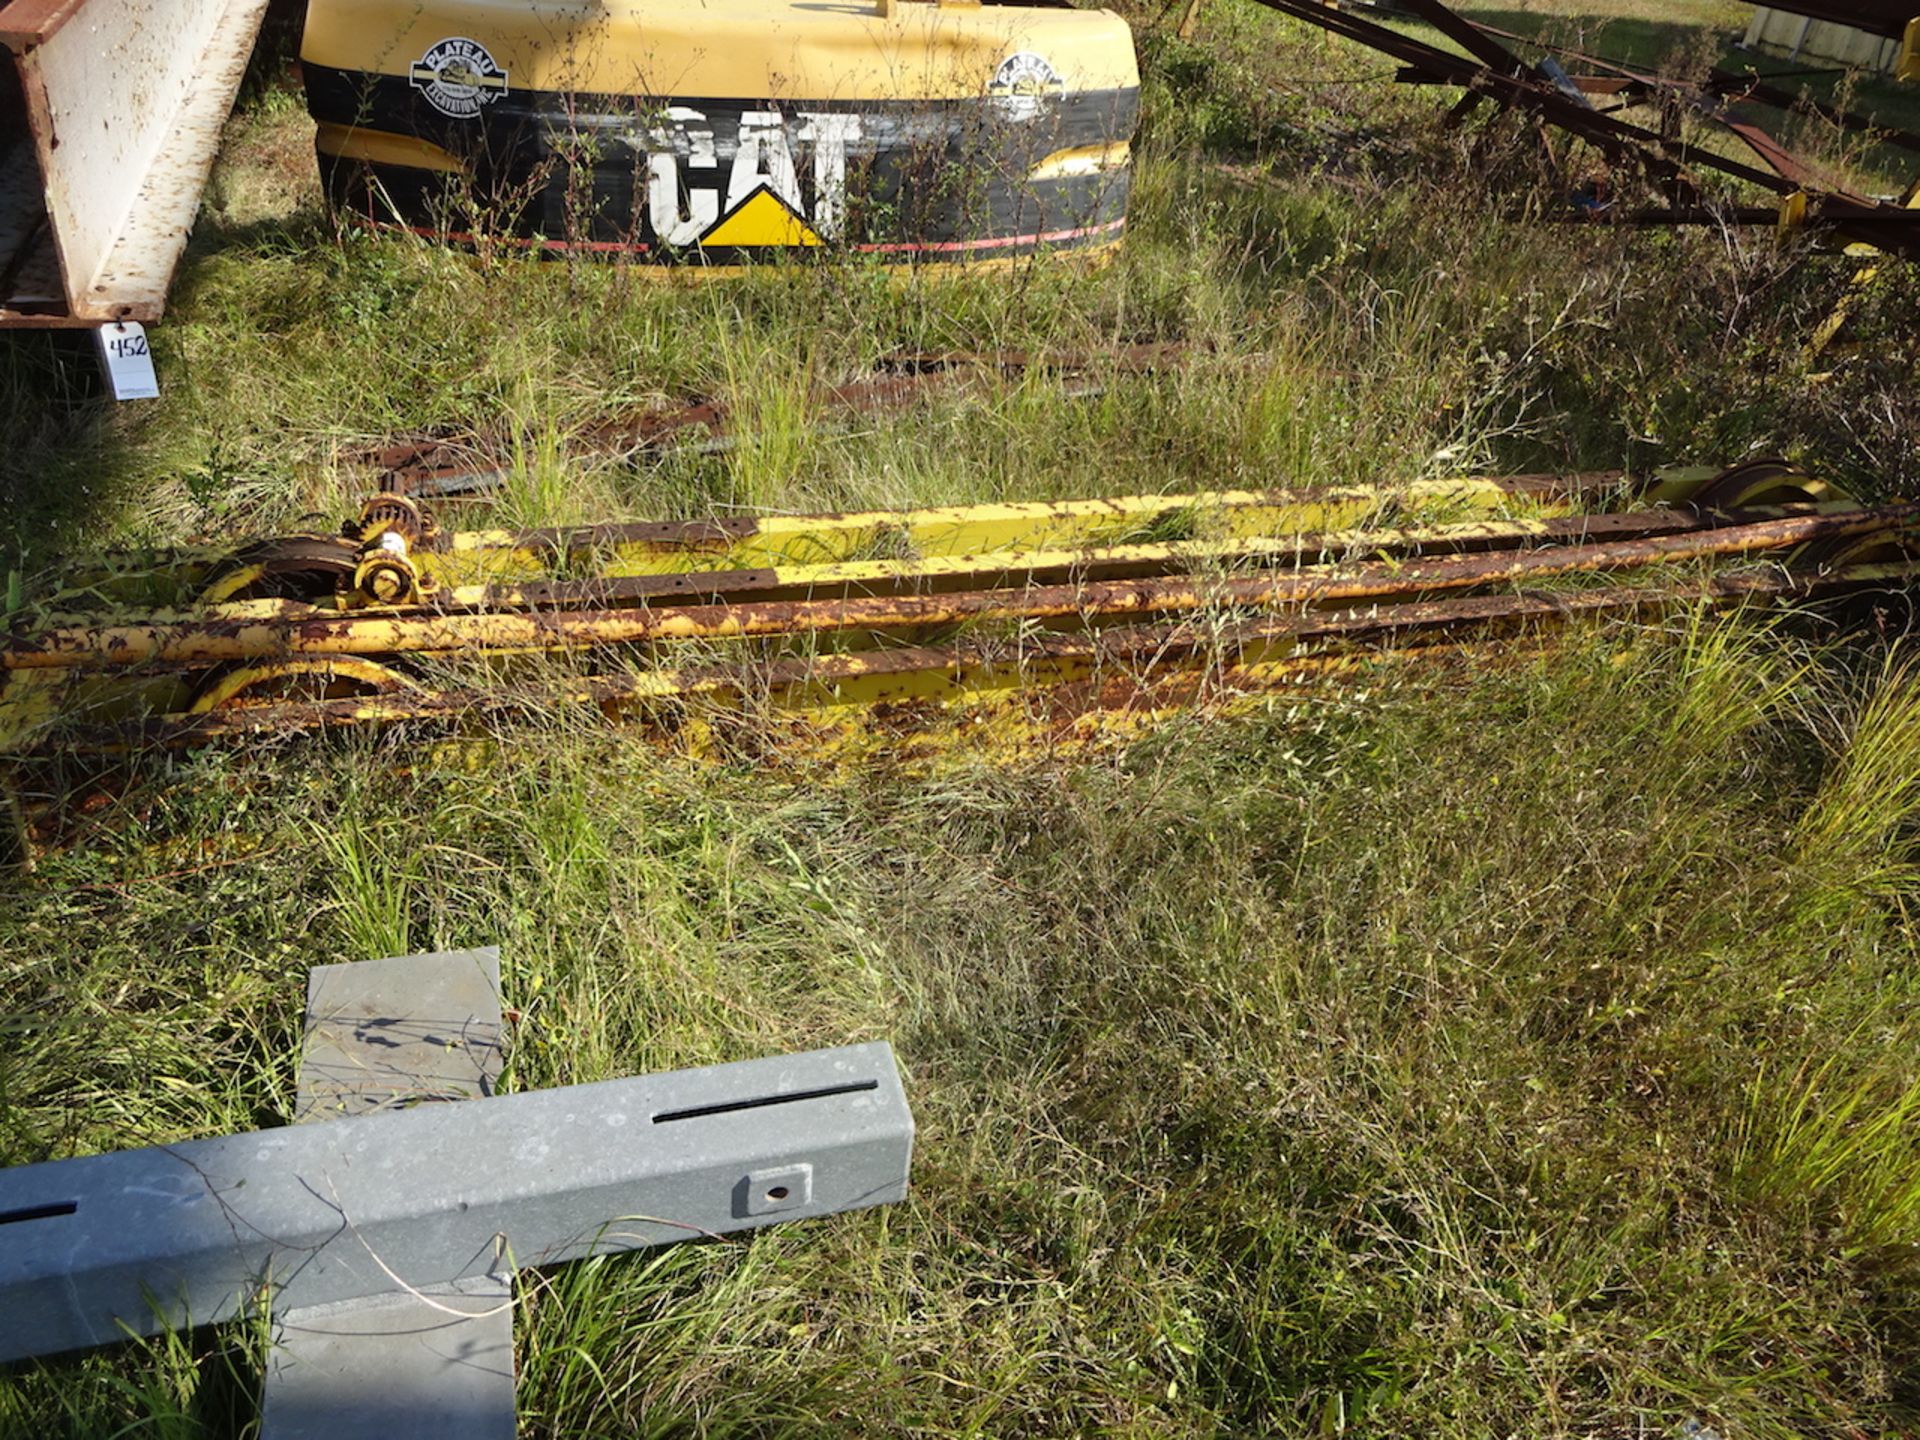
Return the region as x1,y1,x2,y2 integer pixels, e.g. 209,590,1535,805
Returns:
3,2,1920,1436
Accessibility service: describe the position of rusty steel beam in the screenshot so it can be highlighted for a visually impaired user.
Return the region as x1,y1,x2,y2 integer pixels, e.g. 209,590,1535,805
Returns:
29,557,1917,754
126,504,1843,620
1466,42,1920,165
6,505,1910,673
1396,0,1541,77
1251,0,1766,195
1718,73,1920,155
1459,17,1920,154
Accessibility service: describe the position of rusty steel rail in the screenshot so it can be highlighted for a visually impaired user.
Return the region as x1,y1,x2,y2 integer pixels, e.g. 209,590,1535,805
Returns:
363,344,1201,497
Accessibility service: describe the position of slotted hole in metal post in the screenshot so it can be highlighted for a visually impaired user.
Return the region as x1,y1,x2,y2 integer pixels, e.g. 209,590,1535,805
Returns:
0,1200,77,1225
652,1079,878,1124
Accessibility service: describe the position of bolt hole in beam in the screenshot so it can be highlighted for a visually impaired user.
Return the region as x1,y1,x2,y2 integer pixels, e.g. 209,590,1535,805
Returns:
736,1161,815,1219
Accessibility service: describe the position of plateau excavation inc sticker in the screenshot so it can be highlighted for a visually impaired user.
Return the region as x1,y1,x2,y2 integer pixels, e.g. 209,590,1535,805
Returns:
989,51,1065,119
409,37,508,119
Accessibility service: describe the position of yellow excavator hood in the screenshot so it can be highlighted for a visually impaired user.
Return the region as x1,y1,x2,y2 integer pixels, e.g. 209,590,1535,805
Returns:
301,0,1140,263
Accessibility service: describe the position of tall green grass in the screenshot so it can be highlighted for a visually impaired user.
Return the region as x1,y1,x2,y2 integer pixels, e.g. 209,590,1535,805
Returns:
3,1,1920,1435
5,624,1920,1437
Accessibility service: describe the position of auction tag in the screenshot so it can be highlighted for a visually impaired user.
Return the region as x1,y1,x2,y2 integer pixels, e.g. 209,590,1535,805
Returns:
94,321,159,401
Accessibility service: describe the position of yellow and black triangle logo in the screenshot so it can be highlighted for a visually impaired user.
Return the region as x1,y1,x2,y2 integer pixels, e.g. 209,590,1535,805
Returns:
700,186,823,248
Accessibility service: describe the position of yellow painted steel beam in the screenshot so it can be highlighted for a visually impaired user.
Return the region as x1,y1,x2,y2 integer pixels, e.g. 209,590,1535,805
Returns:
372,503,1861,612
46,474,1618,608
424,475,1606,586
47,468,1820,617
37,498,1770,637
4,469,1887,758
28,558,1915,758
8,506,1908,673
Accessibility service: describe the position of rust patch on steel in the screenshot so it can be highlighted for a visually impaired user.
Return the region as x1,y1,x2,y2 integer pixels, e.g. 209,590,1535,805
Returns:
21,552,1917,755
7,502,1908,673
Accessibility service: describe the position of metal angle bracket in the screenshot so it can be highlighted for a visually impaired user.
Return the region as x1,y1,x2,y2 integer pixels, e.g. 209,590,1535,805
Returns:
0,1041,913,1362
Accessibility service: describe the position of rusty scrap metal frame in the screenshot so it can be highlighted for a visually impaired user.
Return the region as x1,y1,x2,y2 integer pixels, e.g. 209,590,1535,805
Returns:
32,554,1920,753
1450,17,1920,160
1241,0,1920,258
9,505,1909,674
